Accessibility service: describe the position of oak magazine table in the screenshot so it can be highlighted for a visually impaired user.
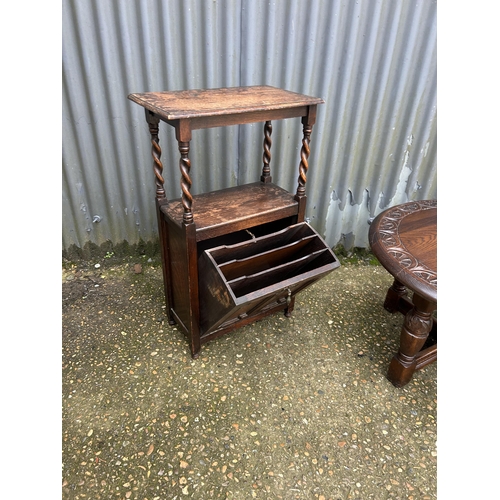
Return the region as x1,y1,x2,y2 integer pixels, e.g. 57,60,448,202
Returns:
369,200,437,387
128,86,340,358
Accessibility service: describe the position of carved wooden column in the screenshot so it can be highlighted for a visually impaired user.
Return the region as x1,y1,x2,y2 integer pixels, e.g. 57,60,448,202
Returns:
294,106,317,222
145,110,166,201
175,122,200,357
145,110,175,324
384,279,408,313
173,121,194,226
295,122,312,199
387,293,435,387
179,141,194,225
261,121,272,183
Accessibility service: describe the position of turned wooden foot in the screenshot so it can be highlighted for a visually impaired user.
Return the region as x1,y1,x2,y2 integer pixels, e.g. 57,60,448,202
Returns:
387,293,435,387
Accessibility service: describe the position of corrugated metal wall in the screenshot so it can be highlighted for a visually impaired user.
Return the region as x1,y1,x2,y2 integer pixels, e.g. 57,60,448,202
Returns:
62,0,436,255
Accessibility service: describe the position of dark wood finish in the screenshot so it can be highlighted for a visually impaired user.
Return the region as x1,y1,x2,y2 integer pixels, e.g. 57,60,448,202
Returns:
178,140,193,225
145,110,166,201
369,200,437,302
199,223,338,334
369,200,437,387
155,199,175,325
162,182,299,241
128,85,333,358
145,112,175,324
261,121,273,183
128,85,324,122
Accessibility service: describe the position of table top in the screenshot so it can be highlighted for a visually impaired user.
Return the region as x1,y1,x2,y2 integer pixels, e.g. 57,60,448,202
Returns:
128,85,324,120
369,200,437,303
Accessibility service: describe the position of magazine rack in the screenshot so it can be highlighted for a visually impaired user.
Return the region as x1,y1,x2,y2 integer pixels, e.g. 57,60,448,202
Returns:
128,86,339,358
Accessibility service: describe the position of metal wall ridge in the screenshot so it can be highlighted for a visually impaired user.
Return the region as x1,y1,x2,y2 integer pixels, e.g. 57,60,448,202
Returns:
63,0,436,254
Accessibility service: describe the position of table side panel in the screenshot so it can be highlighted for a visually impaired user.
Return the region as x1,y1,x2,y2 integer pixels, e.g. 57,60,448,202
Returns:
172,106,309,130
164,220,193,330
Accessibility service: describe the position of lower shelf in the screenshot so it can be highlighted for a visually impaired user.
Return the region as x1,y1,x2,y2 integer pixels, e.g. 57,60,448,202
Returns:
198,222,340,334
162,182,299,241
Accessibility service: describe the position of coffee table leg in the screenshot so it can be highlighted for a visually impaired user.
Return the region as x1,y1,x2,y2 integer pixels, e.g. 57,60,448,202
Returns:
384,279,407,313
387,293,434,387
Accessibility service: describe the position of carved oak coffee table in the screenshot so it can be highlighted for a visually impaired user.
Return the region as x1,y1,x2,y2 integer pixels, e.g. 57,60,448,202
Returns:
369,200,437,387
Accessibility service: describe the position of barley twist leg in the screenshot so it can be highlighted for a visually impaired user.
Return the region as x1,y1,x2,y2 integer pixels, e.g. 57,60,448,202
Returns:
179,141,193,225
261,120,272,182
296,124,312,198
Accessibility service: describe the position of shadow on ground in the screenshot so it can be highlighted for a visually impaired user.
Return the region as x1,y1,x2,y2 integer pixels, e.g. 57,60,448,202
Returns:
62,254,436,499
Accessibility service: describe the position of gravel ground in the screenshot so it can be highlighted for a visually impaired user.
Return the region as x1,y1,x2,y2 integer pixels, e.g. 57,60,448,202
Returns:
62,254,437,499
